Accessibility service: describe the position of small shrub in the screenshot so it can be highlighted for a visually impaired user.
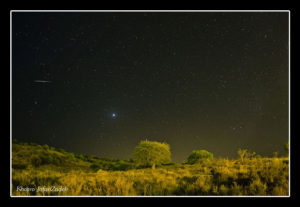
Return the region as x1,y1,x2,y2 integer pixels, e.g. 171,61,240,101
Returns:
90,163,101,172
31,155,42,167
187,150,214,164
66,153,75,159
12,163,27,170
43,145,50,150
57,148,66,154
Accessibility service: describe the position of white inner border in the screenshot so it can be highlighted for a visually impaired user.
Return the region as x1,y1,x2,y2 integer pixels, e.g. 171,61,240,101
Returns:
10,10,291,198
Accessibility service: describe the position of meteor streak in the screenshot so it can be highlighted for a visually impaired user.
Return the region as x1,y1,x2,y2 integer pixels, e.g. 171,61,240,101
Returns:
34,80,52,83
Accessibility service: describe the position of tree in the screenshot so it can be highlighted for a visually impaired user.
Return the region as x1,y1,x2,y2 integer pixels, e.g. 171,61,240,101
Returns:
255,154,262,159
238,149,257,161
284,141,289,157
133,140,171,169
237,149,248,162
273,151,278,158
186,150,214,164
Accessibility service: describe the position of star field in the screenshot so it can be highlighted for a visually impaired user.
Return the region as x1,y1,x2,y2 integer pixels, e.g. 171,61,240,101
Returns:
12,12,289,162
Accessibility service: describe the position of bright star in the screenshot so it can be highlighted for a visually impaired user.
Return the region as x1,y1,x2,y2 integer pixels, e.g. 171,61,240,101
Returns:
112,113,116,118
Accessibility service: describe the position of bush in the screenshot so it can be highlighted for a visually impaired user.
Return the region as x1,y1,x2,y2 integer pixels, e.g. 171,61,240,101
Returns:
255,154,262,159
31,155,42,167
187,150,214,164
75,153,85,160
52,155,64,165
12,163,27,170
237,149,257,161
50,147,56,151
66,153,75,159
43,145,50,150
57,148,66,154
90,163,101,172
40,154,53,165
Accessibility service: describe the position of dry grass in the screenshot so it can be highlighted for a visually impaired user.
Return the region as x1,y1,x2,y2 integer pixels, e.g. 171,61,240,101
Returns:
12,157,289,196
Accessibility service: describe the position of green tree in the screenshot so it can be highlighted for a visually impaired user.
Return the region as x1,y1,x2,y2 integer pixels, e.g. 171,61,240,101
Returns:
284,141,289,157
237,149,257,161
237,149,248,162
186,150,214,164
133,140,171,169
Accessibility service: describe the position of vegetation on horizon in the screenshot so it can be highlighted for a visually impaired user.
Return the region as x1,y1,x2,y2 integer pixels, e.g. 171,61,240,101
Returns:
187,150,214,164
11,139,289,196
133,140,171,169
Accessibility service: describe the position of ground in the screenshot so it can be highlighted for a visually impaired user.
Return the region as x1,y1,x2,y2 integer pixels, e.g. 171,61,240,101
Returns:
11,142,289,196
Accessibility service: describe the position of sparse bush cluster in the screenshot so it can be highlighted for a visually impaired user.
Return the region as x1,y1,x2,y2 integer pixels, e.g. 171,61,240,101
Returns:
89,159,134,172
30,152,64,167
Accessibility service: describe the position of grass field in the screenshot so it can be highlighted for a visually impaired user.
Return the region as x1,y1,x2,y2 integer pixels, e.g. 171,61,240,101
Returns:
11,142,289,196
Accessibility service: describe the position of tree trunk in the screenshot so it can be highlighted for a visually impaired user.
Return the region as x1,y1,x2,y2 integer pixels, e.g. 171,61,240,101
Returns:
152,163,156,170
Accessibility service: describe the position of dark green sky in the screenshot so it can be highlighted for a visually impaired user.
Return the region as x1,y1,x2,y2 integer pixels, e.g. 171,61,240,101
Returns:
12,12,289,162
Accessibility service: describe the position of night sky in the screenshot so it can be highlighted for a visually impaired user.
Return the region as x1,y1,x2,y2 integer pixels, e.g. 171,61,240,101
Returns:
12,12,289,162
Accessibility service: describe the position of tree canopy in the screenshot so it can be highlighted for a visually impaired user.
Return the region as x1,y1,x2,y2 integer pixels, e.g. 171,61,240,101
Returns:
187,150,214,164
284,141,289,157
133,140,171,169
